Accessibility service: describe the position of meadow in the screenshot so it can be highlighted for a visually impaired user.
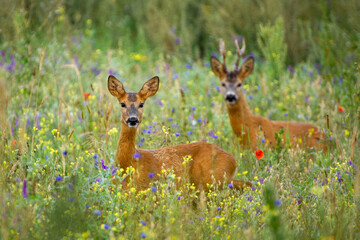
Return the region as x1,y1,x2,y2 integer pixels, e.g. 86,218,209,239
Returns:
1,1,360,239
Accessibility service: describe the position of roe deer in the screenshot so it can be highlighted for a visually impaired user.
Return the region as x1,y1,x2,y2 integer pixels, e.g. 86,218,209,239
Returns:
108,75,251,191
210,39,326,150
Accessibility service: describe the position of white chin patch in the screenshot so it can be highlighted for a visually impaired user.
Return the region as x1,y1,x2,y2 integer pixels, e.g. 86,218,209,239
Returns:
226,100,236,105
127,123,138,128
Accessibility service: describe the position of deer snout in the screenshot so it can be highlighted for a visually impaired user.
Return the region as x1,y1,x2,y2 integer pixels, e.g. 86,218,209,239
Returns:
225,93,237,103
126,117,139,127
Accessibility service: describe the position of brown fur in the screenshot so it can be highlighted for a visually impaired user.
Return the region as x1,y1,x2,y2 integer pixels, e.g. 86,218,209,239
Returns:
108,75,251,191
211,49,326,151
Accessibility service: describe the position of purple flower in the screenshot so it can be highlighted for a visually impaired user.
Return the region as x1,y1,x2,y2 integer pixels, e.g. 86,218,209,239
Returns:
141,221,147,226
55,176,63,181
258,177,264,185
174,133,180,137
261,139,266,143
22,180,28,198
228,183,233,189
287,65,294,75
91,66,101,76
243,208,248,214
100,159,108,170
185,64,191,69
133,152,141,159
93,210,101,216
251,186,256,191
92,177,102,183
187,131,192,135
349,161,354,167
175,38,180,44
247,196,254,202
141,233,146,239
248,95,253,100
148,172,154,178
205,62,209,67
275,200,281,206
199,217,204,220
284,113,288,117
111,168,118,175
151,186,157,192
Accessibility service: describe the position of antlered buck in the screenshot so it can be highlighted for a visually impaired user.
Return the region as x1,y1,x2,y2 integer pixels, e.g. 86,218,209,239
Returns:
210,39,326,150
108,75,251,191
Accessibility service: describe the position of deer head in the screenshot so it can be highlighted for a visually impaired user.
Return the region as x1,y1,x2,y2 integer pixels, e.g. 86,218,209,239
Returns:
108,75,159,128
210,38,254,104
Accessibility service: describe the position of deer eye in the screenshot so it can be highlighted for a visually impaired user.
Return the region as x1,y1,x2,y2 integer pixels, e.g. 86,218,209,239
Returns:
221,83,226,87
139,103,144,108
237,83,242,87
121,103,126,108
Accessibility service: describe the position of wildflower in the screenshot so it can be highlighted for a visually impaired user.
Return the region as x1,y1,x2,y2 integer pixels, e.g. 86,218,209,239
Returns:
141,221,147,226
251,186,256,191
177,196,181,200
259,177,264,185
255,149,264,159
84,92,91,100
175,38,180,44
94,210,101,216
217,207,221,211
13,140,17,146
199,217,204,220
100,159,108,170
261,139,266,143
174,133,180,137
248,95,253,100
205,62,209,67
68,197,74,202
185,64,191,69
247,196,253,202
63,150,67,156
187,131,192,135
168,117,173,122
275,200,281,206
191,106,196,111
284,113,288,117
133,152,141,159
22,180,27,198
243,209,248,214
55,176,63,181
228,183,233,189
148,172,154,178
93,154,98,159
102,224,110,230
172,73,179,79
141,233,146,238
111,168,118,175
151,186,157,192
287,65,294,75
338,106,344,113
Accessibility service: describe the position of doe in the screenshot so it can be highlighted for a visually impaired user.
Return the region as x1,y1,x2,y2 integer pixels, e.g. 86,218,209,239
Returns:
210,39,326,150
108,75,251,191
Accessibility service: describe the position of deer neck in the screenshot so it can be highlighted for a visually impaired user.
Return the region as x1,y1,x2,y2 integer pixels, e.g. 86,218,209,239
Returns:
116,121,137,169
226,93,253,135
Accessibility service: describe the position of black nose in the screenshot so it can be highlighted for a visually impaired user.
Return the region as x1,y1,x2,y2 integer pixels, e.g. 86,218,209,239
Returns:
127,117,139,126
225,94,237,102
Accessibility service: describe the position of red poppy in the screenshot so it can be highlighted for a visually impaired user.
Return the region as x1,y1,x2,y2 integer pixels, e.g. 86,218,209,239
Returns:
13,140,17,146
84,92,91,100
338,106,344,113
255,149,264,159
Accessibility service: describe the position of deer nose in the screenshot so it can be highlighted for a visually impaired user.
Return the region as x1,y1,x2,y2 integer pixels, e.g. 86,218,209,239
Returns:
127,117,139,126
225,94,237,102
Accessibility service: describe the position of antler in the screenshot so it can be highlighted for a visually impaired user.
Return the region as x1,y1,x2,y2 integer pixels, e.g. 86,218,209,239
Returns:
219,39,227,71
234,38,246,70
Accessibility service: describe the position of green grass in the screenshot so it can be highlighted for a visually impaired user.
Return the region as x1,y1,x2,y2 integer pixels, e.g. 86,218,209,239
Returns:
1,4,360,238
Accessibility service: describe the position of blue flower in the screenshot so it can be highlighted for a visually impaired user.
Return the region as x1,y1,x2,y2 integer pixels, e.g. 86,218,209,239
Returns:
261,139,266,143
205,62,209,67
93,154,98,159
148,172,154,178
103,224,110,230
275,200,281,206
228,184,233,189
284,113,288,117
55,176,63,181
199,217,204,220
141,221,147,226
168,117,173,122
133,152,141,158
185,64,191,69
151,187,157,192
141,233,146,238
174,133,180,137
217,207,221,211
191,106,196,111
177,196,181,200
248,95,253,100
172,73,179,79
187,131,192,135
63,150,67,156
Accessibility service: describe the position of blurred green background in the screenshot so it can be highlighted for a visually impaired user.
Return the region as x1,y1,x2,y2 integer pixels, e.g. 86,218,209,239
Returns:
1,0,359,65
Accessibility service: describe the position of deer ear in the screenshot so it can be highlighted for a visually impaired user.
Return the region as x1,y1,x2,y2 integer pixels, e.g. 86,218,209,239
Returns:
138,76,159,100
238,57,254,80
108,75,126,98
210,56,226,78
